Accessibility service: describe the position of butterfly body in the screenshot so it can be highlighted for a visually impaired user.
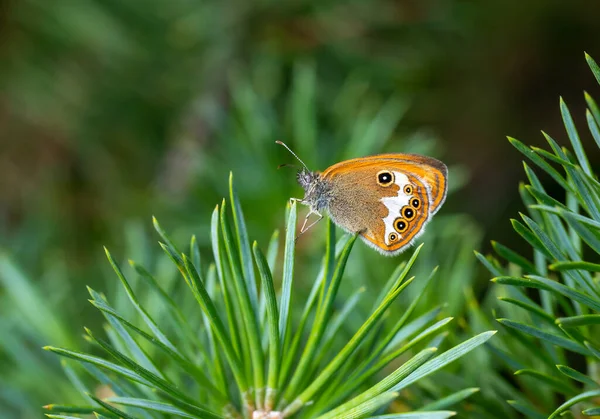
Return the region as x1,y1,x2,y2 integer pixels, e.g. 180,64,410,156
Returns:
295,153,447,256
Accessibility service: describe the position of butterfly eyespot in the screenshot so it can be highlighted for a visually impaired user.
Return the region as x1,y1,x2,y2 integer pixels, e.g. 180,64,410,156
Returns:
404,184,413,195
376,170,394,187
389,233,398,242
411,198,420,209
394,218,408,233
402,206,416,220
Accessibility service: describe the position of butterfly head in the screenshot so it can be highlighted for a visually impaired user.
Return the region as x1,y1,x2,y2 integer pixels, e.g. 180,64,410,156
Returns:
277,141,331,212
296,167,317,190
296,167,330,210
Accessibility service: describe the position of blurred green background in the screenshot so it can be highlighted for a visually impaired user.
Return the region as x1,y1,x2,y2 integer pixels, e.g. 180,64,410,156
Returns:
2,0,600,417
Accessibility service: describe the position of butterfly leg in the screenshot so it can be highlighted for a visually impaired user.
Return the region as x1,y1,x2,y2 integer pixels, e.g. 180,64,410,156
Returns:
289,197,306,206
297,210,323,241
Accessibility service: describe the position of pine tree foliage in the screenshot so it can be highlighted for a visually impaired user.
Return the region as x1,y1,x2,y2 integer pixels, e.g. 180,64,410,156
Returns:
43,174,493,418
477,53,600,418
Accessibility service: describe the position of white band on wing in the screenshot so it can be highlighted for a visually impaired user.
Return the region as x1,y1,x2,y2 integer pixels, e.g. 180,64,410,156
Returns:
381,172,412,246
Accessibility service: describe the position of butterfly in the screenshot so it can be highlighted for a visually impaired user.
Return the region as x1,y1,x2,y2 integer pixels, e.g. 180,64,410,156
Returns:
277,141,448,256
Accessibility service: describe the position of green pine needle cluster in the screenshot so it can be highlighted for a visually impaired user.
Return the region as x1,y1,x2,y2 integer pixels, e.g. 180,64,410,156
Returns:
43,174,493,418
477,53,600,418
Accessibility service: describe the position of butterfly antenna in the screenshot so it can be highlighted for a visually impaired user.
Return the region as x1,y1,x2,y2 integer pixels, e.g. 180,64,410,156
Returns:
277,163,299,170
276,141,309,171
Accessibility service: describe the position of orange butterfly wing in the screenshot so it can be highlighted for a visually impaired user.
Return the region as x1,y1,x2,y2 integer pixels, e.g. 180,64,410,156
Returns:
321,154,447,255
322,154,447,214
